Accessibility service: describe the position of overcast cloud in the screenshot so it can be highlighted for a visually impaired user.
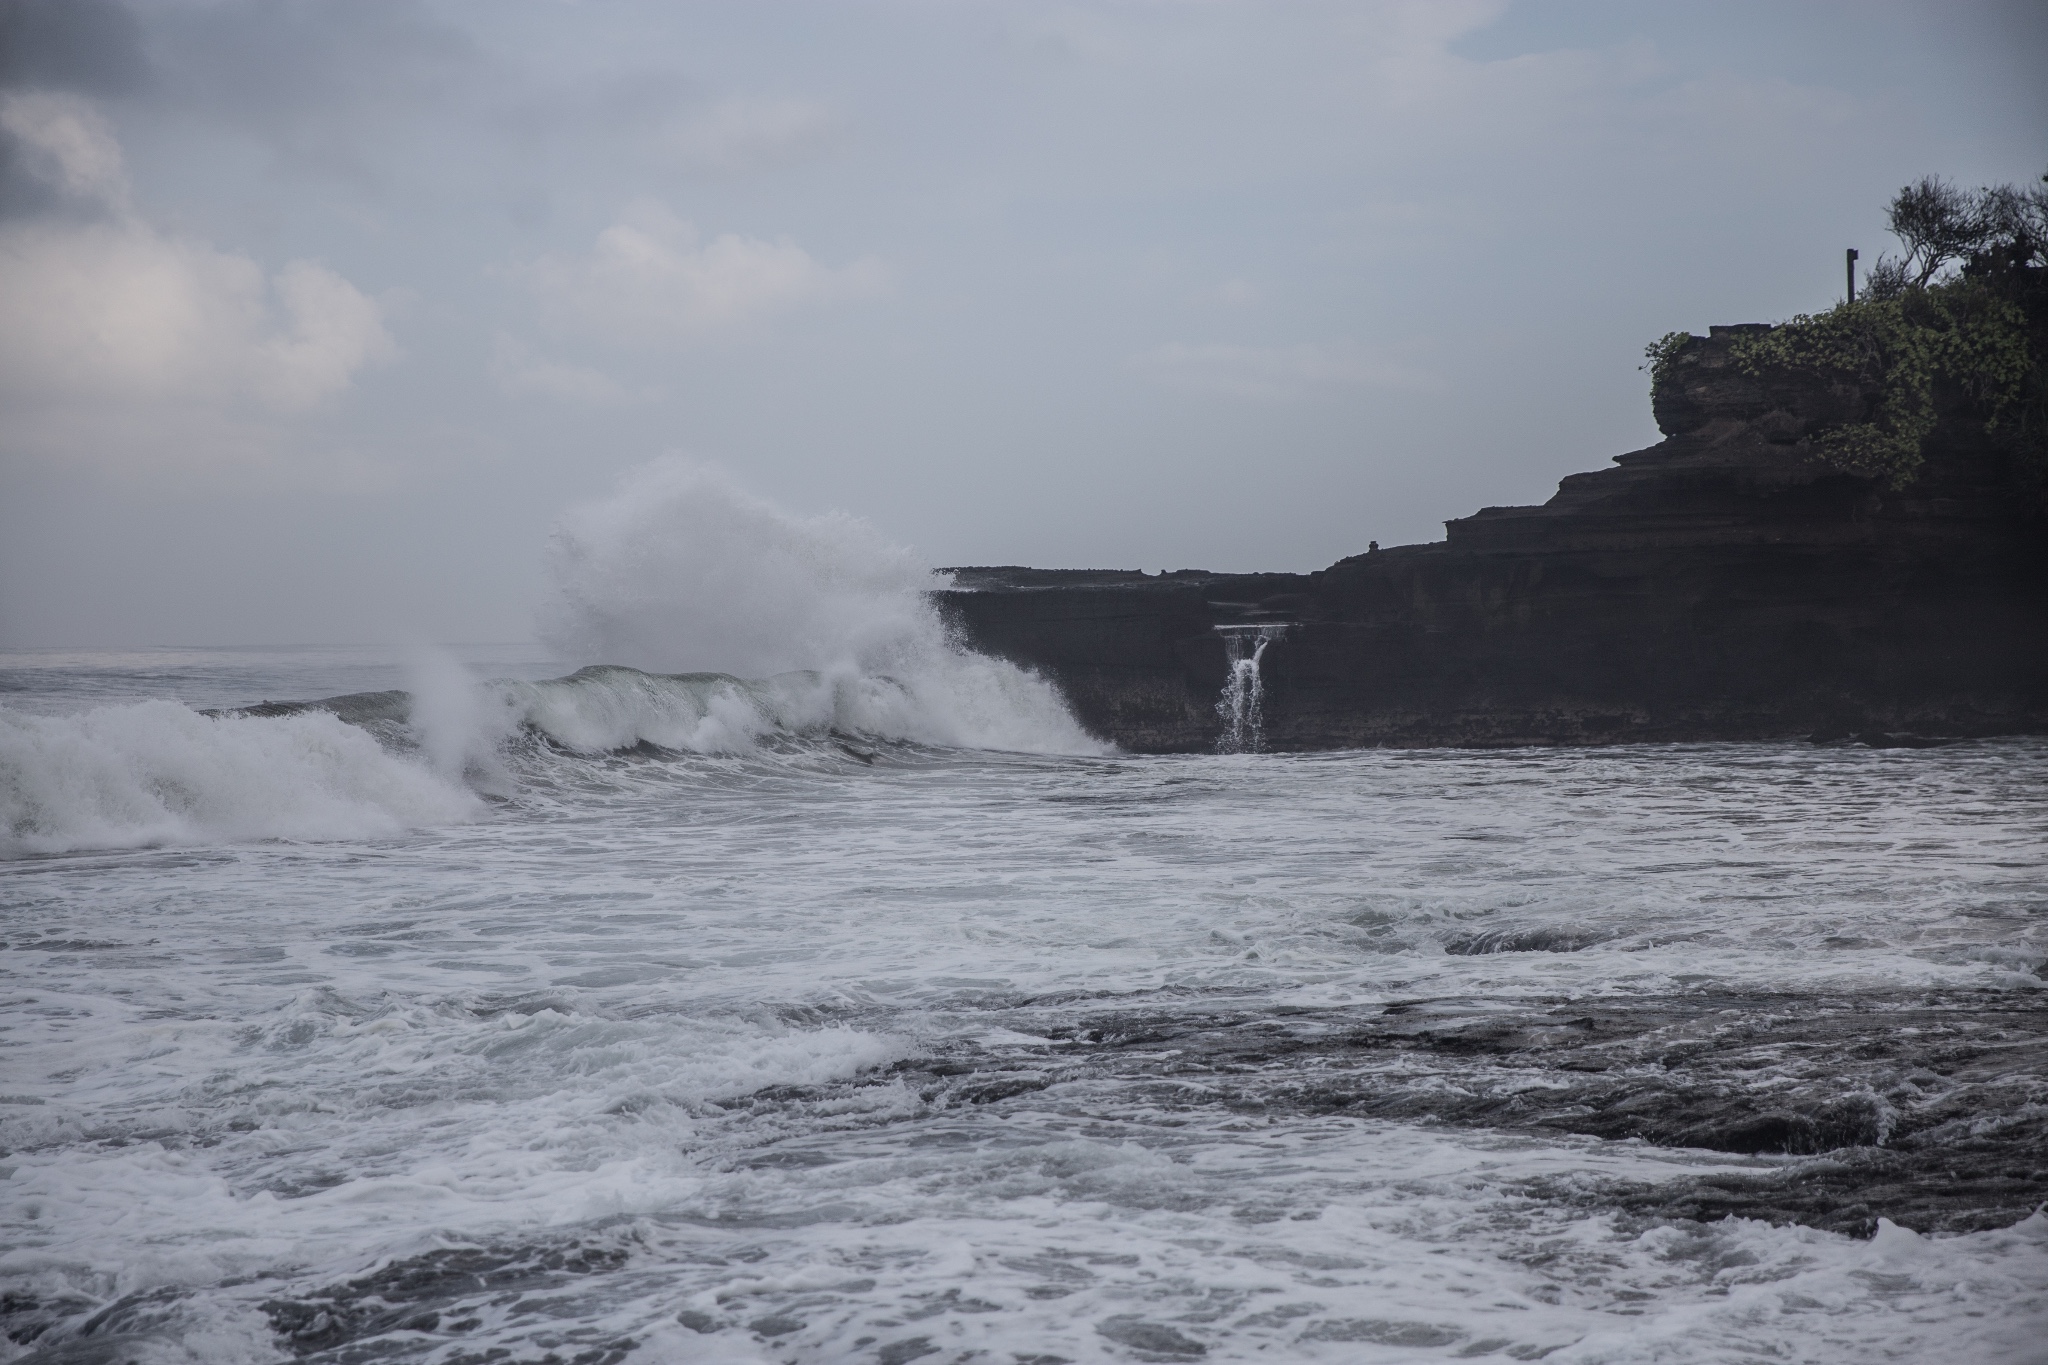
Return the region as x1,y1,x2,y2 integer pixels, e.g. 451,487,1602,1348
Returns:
1,0,2042,646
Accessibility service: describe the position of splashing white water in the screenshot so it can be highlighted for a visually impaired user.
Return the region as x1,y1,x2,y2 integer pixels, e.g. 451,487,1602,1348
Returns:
405,648,517,791
0,700,479,857
1215,623,1286,753
538,460,1103,754
0,468,1103,858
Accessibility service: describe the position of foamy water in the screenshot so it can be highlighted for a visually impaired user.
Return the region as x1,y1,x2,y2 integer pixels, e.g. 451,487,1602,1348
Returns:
2,472,2044,1362
2,643,2043,1363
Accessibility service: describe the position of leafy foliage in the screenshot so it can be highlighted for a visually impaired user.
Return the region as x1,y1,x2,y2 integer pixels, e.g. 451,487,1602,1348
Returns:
1640,331,1693,390
1868,172,2048,295
1730,281,2029,487
1654,170,2045,491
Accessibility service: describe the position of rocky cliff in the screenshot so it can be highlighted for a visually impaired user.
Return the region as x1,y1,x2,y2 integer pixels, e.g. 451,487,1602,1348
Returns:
936,324,2048,752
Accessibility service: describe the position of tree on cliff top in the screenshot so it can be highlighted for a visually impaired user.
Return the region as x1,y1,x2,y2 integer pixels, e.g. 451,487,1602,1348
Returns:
1867,172,2048,295
1647,170,2046,493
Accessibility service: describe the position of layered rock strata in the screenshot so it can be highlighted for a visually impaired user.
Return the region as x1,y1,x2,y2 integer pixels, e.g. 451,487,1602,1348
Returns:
937,325,2048,751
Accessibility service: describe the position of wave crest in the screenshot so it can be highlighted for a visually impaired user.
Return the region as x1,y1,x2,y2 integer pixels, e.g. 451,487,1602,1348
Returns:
2,465,1102,857
0,700,480,857
534,461,1100,755
481,659,1095,756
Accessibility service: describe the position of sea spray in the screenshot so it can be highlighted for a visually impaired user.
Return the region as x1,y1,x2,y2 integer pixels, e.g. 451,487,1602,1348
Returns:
538,460,1103,754
0,469,1105,859
405,647,519,791
7,645,2047,1364
541,461,933,679
497,665,789,755
0,700,478,856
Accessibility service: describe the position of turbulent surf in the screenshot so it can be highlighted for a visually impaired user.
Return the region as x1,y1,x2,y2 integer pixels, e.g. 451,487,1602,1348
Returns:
1,470,2043,1362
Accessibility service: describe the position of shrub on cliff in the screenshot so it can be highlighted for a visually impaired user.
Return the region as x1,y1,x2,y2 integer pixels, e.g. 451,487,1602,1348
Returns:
1641,331,1693,395
1650,171,2047,491
1728,280,2031,486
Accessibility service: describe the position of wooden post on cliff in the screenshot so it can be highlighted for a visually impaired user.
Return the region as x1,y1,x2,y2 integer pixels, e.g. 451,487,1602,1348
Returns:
1846,248,1858,303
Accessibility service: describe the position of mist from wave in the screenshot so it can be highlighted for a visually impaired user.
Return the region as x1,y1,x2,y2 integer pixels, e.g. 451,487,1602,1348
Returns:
0,700,481,858
535,459,1096,756
1,463,1101,856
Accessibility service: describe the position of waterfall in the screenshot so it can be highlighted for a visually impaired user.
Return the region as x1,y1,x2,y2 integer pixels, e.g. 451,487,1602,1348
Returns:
1214,624,1287,754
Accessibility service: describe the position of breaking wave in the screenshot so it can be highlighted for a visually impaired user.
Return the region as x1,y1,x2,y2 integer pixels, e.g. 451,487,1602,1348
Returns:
501,660,1092,756
2,463,1102,856
532,459,1099,755
0,700,480,857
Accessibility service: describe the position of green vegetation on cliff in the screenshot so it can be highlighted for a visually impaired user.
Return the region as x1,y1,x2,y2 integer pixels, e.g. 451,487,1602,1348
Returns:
1730,279,2031,486
1652,173,2048,491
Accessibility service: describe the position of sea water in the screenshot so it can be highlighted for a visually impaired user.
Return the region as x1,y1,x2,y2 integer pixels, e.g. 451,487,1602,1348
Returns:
3,466,2045,1364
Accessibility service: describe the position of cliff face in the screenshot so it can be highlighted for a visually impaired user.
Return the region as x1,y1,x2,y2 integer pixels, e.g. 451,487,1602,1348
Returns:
937,325,2048,752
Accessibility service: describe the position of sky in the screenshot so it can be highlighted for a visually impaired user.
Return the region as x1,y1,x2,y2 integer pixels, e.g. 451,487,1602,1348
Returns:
0,0,2043,648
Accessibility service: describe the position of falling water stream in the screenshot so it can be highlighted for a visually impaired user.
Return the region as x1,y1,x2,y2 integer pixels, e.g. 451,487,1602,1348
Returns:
1214,624,1288,753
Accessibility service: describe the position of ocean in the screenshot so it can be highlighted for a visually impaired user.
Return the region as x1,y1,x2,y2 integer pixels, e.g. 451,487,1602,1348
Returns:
3,471,2045,1363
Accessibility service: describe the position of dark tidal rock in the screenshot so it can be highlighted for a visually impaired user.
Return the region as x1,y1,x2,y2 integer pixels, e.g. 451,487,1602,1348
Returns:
1441,926,1613,955
938,324,2048,751
254,1240,631,1358
891,991,2048,1237
1096,1316,1208,1358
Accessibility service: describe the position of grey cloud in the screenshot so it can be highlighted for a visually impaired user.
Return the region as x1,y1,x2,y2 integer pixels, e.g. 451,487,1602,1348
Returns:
0,0,146,218
0,0,148,96
491,74,835,199
154,0,473,119
495,67,698,148
143,0,479,190
0,127,86,220
4,1,2046,647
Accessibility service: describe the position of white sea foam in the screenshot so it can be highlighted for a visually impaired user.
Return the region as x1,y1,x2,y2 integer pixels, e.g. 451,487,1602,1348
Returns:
0,700,478,856
483,661,1095,758
537,459,1102,754
405,648,515,790
3,700,2045,1361
0,469,1098,860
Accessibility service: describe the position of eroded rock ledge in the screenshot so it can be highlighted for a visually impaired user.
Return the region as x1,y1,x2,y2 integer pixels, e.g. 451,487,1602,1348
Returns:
937,325,2048,752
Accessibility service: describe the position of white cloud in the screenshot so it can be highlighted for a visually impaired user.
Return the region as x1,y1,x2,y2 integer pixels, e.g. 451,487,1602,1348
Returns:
0,92,131,208
256,259,396,408
0,224,391,411
519,203,885,340
665,97,836,172
0,94,395,470
1134,341,1442,401
489,334,641,405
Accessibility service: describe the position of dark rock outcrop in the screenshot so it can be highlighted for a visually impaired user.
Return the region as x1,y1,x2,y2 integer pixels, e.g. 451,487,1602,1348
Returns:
938,325,2048,751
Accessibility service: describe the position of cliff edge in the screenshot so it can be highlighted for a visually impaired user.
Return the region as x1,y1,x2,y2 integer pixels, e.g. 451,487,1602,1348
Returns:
936,323,2048,751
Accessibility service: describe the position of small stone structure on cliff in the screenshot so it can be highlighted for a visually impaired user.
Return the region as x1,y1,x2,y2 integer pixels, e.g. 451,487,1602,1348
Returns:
936,322,2048,752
